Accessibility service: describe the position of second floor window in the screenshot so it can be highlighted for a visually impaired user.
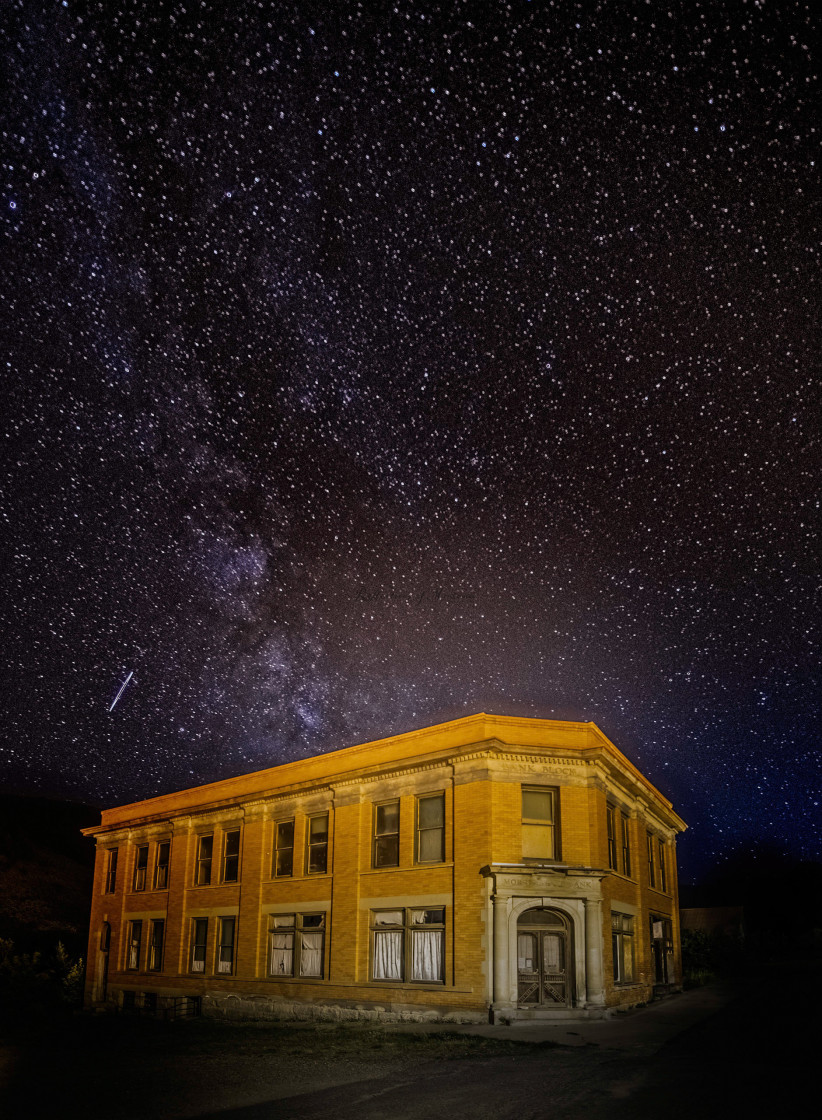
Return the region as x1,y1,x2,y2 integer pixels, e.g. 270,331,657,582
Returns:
522,788,557,860
149,920,164,971
606,806,617,870
657,838,667,892
218,917,235,974
191,918,208,972
196,835,213,886
154,840,170,889
223,830,240,882
104,848,118,894
416,794,445,863
621,813,632,877
274,820,294,877
127,920,142,970
133,845,148,891
647,832,656,888
373,800,400,868
307,813,328,874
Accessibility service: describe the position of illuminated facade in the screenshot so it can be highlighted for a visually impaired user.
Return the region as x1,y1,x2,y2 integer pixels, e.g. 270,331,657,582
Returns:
83,713,686,1022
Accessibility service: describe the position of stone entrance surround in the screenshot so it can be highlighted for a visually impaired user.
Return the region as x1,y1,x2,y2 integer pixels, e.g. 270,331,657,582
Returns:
483,864,611,1022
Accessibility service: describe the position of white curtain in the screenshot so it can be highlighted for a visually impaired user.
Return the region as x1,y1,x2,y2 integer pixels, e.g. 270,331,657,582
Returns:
544,934,561,972
373,930,402,979
300,932,323,977
270,932,294,976
411,930,443,982
374,911,403,926
517,933,535,971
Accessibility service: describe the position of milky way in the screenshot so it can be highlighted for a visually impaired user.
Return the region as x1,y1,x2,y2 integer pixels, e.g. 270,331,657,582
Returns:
1,0,818,880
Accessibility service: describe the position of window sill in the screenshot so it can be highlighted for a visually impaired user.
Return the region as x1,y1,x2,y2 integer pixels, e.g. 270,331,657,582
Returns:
368,981,446,989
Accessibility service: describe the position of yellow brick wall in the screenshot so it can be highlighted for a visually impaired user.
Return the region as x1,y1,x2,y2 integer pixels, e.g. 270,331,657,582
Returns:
83,717,685,1016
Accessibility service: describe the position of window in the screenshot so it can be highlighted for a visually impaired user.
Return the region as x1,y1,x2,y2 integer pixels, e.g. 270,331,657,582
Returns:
273,820,294,877
223,830,240,882
149,920,164,971
370,908,445,984
606,805,617,870
218,917,235,974
373,800,400,868
657,838,667,892
416,793,445,863
647,831,656,888
104,848,118,894
196,835,213,886
153,840,170,889
522,788,557,859
133,845,148,891
306,813,328,874
621,813,632,877
127,920,142,971
611,913,634,982
269,913,325,979
191,918,208,972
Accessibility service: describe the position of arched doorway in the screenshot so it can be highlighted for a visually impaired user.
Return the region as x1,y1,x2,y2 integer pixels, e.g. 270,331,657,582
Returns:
516,908,572,1006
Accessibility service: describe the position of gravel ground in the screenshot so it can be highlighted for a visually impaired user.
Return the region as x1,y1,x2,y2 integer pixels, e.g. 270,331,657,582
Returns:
2,960,818,1120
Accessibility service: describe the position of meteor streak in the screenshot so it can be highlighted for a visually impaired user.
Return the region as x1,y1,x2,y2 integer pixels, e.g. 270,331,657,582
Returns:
109,671,134,711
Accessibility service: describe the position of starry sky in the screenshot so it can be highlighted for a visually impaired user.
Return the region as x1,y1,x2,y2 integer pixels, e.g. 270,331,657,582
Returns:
2,0,819,881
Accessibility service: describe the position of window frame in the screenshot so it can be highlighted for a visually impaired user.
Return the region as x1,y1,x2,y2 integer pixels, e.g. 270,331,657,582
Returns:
611,912,635,983
217,917,236,974
373,799,400,869
268,912,326,980
521,786,559,861
620,812,632,877
657,837,668,892
149,919,165,972
606,805,617,870
195,834,213,886
222,829,241,883
154,839,170,890
104,848,118,894
133,844,149,892
273,819,294,878
306,812,329,875
127,919,143,971
190,917,208,973
369,907,446,986
415,792,445,864
647,831,656,889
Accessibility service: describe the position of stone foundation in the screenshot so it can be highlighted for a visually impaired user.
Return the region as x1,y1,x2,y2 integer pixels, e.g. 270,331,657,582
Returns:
202,992,486,1024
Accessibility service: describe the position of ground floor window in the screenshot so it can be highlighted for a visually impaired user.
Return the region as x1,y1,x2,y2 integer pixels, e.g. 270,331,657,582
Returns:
149,920,164,972
370,908,445,983
269,913,325,978
218,917,236,974
191,917,208,973
611,912,634,982
127,920,142,970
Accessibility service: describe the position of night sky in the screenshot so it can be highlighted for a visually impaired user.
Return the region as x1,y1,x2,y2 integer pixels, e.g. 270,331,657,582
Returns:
2,0,819,881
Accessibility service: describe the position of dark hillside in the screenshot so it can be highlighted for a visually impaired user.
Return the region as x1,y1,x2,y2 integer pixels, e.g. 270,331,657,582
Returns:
0,795,99,955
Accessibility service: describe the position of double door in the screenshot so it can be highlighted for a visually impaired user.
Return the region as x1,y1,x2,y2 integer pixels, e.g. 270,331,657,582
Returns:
517,927,568,1006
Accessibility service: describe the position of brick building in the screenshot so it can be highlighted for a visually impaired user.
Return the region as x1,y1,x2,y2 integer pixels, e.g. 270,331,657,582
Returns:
82,713,686,1022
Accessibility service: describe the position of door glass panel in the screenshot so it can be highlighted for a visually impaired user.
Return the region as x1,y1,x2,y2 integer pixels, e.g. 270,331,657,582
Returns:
543,932,563,972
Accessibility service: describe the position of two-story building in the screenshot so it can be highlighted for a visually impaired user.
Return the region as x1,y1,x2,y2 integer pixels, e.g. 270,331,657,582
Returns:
82,713,686,1022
